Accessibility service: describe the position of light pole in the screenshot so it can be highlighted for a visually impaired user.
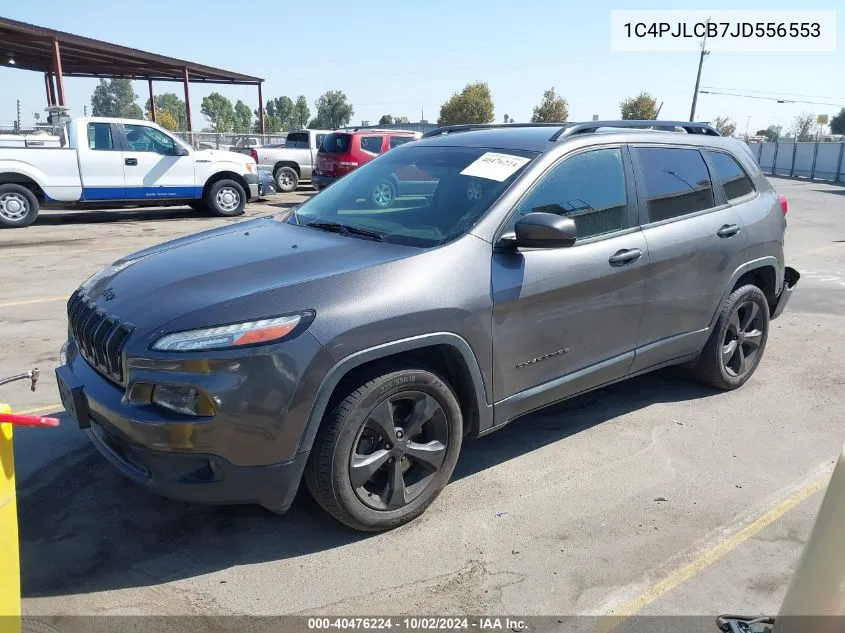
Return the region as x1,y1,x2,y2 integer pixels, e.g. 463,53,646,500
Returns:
744,115,751,140
689,18,711,122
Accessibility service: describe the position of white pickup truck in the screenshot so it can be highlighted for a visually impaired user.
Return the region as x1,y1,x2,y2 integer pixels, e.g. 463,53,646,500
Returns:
0,117,266,228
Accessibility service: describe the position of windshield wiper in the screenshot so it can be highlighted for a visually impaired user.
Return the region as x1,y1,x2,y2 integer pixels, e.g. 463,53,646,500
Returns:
305,220,385,241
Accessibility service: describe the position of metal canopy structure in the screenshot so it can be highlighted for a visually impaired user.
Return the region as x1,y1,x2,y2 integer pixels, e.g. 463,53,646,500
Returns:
0,17,266,133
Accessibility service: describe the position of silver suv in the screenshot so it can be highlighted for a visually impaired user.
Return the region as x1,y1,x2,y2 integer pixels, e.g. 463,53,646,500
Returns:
56,120,799,531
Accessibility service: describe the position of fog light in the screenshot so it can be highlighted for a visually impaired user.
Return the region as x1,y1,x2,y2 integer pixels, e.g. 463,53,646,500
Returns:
151,385,209,416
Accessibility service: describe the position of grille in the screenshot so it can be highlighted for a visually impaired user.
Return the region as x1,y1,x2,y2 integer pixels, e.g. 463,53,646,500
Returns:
67,290,134,383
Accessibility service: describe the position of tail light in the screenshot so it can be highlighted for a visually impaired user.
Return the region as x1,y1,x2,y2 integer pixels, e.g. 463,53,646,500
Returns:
336,154,359,176
779,194,788,215
250,150,259,164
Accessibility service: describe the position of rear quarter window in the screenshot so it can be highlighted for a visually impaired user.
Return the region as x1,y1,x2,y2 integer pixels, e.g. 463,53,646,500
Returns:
708,151,756,201
321,133,351,153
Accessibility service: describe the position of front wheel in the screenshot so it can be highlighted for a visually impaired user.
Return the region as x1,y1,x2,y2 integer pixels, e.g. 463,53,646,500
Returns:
305,367,463,531
693,284,770,390
205,180,246,217
0,184,39,228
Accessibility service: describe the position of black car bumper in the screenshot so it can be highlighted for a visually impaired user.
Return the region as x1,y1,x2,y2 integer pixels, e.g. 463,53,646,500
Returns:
771,266,800,319
86,418,306,512
55,330,333,512
311,174,338,190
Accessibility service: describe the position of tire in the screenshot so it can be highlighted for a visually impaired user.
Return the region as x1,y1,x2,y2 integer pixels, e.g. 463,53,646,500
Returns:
371,178,396,209
305,366,463,531
205,179,246,217
693,284,770,390
274,166,299,193
0,184,39,228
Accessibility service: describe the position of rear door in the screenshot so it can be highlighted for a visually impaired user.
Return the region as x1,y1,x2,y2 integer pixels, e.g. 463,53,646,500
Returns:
491,145,648,412
120,123,195,200
77,122,126,200
358,134,385,167
629,145,749,372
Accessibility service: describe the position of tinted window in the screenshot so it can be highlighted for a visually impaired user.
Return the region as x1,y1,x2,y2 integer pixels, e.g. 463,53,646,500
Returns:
124,124,176,155
289,146,536,247
321,133,351,153
635,147,714,222
390,136,413,148
360,136,384,154
516,148,628,239
315,133,327,149
87,123,113,150
286,132,308,149
709,151,755,200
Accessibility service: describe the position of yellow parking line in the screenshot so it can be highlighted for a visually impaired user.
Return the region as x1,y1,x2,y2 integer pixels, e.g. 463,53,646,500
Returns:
0,245,128,260
0,296,66,308
595,473,829,633
15,404,63,415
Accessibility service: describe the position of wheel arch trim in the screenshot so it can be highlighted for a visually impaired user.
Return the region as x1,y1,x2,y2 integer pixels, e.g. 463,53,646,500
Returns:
296,332,492,455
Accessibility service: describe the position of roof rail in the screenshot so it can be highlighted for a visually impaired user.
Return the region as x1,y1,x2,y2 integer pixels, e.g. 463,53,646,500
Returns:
550,120,720,141
421,122,566,139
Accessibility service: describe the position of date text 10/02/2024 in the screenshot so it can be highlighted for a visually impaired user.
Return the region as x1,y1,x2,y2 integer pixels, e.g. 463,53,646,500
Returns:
307,617,529,631
623,21,821,39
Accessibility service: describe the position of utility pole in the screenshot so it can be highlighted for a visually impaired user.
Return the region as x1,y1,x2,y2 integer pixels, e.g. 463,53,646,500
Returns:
15,99,21,132
744,115,751,140
689,18,711,122
83,106,88,116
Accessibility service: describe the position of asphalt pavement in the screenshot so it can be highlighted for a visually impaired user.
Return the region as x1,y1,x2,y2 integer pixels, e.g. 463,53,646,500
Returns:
1,178,843,623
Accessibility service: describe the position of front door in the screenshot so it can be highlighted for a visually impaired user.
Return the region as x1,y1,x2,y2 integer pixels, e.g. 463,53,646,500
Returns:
77,122,126,200
491,146,648,420
629,145,749,372
120,123,196,200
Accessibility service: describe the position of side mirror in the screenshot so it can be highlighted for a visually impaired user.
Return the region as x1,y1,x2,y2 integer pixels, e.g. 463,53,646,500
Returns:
503,212,577,249
175,145,190,156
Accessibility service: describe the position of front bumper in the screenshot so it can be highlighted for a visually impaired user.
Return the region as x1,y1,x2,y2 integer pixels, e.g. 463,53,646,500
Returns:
771,266,800,319
55,330,334,512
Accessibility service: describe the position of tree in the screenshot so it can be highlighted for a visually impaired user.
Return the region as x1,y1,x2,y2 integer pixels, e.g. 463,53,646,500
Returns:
531,87,569,123
619,92,658,120
437,82,495,125
201,92,235,133
712,116,737,137
292,96,310,130
264,96,295,132
830,107,845,135
791,112,815,141
755,125,782,142
379,114,394,125
233,100,253,133
503,114,510,123
145,93,187,130
313,90,354,129
155,111,179,131
91,79,143,119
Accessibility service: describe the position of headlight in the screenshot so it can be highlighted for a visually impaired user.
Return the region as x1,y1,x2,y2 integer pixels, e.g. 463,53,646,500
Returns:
151,312,311,352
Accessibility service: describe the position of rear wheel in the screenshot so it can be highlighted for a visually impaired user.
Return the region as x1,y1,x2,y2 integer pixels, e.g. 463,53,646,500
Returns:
205,179,246,217
274,166,299,193
0,184,39,228
693,284,770,390
305,367,463,531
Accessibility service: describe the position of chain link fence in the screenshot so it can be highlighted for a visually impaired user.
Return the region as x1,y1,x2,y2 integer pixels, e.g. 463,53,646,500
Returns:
747,141,845,182
173,132,288,151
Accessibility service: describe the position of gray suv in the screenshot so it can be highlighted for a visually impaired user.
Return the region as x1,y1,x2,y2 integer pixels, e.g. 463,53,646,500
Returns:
55,120,799,531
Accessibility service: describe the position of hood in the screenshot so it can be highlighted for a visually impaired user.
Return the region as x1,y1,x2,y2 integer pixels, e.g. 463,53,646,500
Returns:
80,216,420,340
194,148,254,165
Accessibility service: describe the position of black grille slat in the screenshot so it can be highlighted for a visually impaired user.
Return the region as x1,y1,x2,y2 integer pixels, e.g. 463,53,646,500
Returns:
67,291,133,383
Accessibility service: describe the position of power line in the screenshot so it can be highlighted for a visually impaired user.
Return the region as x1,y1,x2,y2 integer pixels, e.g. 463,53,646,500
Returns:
698,90,845,108
702,86,845,101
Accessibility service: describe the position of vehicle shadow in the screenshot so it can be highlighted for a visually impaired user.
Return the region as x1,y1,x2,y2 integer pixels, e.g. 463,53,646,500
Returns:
18,367,717,599
812,187,845,196
35,206,210,226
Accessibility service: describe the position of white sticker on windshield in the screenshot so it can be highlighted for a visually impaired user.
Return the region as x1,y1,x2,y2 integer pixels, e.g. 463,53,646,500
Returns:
460,152,530,182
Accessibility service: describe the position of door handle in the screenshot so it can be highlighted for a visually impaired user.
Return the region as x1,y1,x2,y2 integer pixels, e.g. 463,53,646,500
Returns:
608,248,643,266
125,158,138,166
716,224,741,238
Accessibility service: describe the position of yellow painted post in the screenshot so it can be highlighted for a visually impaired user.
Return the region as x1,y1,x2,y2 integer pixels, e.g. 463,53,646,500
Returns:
0,403,21,633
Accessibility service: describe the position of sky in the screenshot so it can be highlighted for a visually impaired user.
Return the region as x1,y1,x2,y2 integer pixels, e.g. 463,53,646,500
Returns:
0,0,842,135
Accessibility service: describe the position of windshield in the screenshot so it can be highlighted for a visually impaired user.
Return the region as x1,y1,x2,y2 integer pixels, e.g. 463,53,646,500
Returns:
288,145,537,247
